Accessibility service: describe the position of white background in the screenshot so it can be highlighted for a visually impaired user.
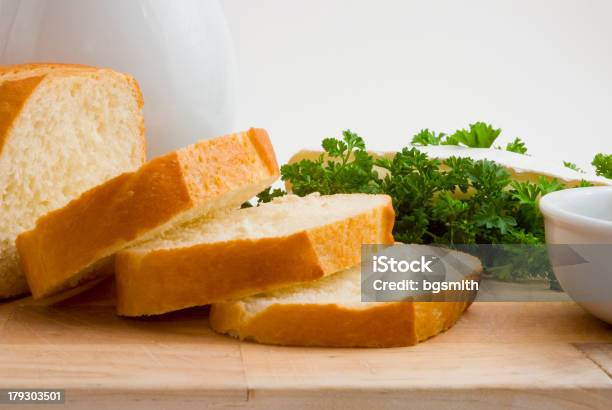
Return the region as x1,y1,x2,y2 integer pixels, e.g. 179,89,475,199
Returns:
221,0,612,170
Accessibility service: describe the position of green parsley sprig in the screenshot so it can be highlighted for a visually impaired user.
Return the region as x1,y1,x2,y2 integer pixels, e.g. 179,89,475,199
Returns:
592,153,612,179
244,123,612,285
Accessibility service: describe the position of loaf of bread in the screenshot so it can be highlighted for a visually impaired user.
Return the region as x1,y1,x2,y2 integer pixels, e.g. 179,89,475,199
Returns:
210,248,482,347
17,128,279,299
115,193,395,316
0,64,146,298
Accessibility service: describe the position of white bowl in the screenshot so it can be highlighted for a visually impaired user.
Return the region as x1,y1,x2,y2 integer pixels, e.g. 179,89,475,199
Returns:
539,186,612,323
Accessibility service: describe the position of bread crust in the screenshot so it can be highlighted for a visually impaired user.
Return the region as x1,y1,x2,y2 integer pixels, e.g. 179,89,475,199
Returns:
247,128,279,176
17,129,279,299
0,63,93,78
210,302,417,347
115,196,396,316
123,73,146,163
209,266,481,348
0,75,45,154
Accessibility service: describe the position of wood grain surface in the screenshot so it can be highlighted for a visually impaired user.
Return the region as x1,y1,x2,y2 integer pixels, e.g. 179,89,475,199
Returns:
0,279,610,409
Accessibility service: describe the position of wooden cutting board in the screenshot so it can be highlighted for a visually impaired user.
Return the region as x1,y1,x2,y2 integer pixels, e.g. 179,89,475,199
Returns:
1,278,611,409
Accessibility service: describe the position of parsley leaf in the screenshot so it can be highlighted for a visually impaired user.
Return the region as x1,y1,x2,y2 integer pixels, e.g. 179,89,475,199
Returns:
280,130,380,196
376,148,441,243
563,161,583,173
241,187,286,208
410,122,505,148
592,153,612,179
474,202,517,235
449,122,501,148
431,192,474,244
255,187,286,204
537,176,564,196
506,137,528,154
411,129,446,146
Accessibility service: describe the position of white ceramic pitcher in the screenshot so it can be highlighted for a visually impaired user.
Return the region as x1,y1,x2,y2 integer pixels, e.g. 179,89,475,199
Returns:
0,0,236,158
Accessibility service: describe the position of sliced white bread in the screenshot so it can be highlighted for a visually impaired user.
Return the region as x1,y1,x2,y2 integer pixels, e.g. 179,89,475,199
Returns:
210,248,482,348
288,147,612,187
0,64,146,298
17,128,279,299
115,193,395,316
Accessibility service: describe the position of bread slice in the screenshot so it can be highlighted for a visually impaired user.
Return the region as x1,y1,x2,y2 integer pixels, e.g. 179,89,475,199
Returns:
210,248,482,347
0,65,145,298
115,193,395,316
17,128,279,299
